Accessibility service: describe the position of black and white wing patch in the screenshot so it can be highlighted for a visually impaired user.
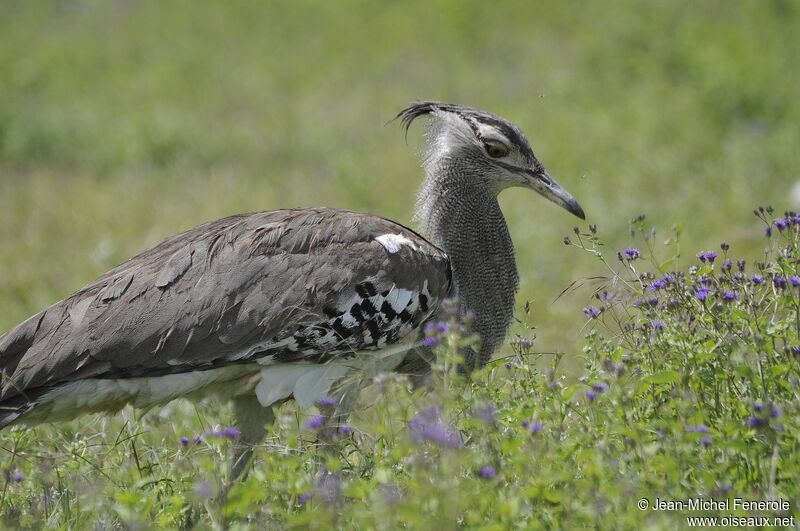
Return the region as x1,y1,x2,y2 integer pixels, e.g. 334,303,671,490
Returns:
242,279,435,365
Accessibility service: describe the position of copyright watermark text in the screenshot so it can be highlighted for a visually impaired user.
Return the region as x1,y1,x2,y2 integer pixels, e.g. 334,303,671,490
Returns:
637,497,795,527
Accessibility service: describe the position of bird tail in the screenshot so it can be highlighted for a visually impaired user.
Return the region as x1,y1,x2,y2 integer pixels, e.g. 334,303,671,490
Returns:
0,310,44,417
0,397,35,429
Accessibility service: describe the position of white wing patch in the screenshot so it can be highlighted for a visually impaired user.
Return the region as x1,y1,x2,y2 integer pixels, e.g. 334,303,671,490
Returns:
375,233,420,253
255,340,418,408
255,363,350,408
384,287,413,312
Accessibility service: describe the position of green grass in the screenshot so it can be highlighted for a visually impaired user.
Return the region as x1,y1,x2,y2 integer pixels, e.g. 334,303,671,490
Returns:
3,215,800,529
1,0,799,528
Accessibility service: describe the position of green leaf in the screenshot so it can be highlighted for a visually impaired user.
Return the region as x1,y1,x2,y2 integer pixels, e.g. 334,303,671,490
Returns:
561,383,581,401
658,257,676,273
643,370,681,385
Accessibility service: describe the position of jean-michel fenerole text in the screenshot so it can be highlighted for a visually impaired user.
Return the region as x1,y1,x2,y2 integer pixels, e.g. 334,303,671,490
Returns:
651,497,790,513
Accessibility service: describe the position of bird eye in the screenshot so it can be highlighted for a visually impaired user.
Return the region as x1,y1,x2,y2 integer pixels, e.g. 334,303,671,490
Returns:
483,140,509,158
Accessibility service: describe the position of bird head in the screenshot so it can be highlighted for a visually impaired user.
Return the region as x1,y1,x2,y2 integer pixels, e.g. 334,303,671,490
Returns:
396,101,585,220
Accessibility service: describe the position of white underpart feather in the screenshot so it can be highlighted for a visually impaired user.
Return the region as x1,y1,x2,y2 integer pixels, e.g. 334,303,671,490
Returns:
33,325,426,425
256,338,421,408
36,339,421,418
40,365,256,416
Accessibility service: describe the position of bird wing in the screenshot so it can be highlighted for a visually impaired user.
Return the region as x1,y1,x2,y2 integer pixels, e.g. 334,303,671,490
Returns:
0,208,451,403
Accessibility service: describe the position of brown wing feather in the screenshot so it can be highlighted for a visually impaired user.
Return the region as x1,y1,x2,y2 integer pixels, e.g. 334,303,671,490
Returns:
0,208,450,404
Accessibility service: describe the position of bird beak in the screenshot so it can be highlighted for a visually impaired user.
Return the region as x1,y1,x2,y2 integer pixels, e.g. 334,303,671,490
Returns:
524,168,585,220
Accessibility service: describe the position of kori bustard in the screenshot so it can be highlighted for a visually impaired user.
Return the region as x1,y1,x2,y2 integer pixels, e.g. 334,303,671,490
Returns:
0,102,584,480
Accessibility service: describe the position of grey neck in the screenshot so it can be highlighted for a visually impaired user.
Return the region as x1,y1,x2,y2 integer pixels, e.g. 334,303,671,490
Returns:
414,157,519,368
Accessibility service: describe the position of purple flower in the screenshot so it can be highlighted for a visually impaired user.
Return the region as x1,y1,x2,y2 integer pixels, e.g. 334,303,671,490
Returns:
649,279,667,291
193,436,204,444
475,403,497,425
339,425,353,435
517,337,534,348
775,218,788,230
419,424,460,448
746,416,769,429
591,382,609,393
722,291,738,302
651,320,665,332
624,248,640,260
478,466,496,479
700,436,712,448
686,424,709,433
318,396,336,408
298,492,313,506
222,427,240,439
503,362,514,369
423,336,438,347
751,275,764,285
721,259,733,272
695,287,712,302
583,306,601,319
433,322,449,332
414,423,460,448
586,390,598,403
11,472,23,483
522,420,543,434
774,276,787,289
647,297,660,307
770,406,781,418
179,436,190,446
791,276,800,287
307,415,326,430
737,260,746,272
697,251,718,263
409,405,461,448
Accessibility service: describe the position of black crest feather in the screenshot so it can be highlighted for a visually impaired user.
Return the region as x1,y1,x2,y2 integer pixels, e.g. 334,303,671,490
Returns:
391,101,534,159
392,101,464,134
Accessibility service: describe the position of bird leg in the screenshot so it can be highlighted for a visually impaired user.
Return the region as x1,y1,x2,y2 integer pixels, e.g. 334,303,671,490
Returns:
393,345,435,389
327,386,360,440
227,393,277,485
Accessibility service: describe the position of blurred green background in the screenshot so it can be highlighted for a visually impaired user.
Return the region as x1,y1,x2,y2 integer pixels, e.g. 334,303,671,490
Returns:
1,0,798,356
